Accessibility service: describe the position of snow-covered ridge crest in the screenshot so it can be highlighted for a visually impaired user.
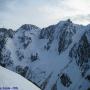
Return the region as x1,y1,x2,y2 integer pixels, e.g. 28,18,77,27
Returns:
19,24,40,31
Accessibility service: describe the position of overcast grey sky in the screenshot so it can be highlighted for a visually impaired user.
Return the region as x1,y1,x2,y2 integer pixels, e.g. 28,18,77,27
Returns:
0,0,90,30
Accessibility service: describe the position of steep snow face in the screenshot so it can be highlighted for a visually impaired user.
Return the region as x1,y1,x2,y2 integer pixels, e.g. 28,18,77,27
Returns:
0,66,40,90
0,20,90,90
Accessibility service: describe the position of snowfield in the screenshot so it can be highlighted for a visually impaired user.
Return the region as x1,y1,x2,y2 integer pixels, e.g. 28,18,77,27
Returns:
0,66,40,90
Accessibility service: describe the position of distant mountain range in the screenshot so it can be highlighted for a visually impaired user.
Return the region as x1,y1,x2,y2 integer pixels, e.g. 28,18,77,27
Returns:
0,19,90,90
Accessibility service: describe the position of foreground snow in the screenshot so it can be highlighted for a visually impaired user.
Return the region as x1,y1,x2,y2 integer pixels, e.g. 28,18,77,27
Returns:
0,66,40,90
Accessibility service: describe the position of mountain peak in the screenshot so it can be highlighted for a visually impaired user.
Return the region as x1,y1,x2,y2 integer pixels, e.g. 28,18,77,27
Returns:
20,24,40,30
66,19,72,23
57,19,72,25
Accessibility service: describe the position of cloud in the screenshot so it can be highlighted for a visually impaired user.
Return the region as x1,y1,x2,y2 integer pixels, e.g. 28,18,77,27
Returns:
0,0,14,11
0,0,90,29
71,14,90,25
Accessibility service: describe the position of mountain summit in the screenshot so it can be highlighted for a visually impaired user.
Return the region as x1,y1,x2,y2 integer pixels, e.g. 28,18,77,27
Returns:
19,24,40,30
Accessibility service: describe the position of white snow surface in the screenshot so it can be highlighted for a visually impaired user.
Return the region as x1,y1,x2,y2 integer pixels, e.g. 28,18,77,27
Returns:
0,66,40,90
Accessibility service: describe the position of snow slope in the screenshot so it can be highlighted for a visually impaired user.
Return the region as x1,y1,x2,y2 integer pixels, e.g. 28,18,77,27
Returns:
0,66,40,90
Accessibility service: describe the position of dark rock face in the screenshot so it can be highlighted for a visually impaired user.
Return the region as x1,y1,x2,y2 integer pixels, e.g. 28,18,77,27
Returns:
0,36,6,67
69,31,90,76
39,25,55,50
51,83,57,90
58,22,76,54
60,73,72,87
0,28,14,68
31,53,39,62
16,65,31,78
8,29,15,38
85,75,90,82
18,33,32,49
40,73,52,90
39,25,55,39
16,50,24,61
39,20,76,53
0,28,14,38
87,88,90,90
21,36,31,49
1,49,13,68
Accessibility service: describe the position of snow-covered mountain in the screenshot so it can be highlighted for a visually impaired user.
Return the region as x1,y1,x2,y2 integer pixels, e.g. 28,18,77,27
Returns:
0,66,40,90
0,19,90,90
